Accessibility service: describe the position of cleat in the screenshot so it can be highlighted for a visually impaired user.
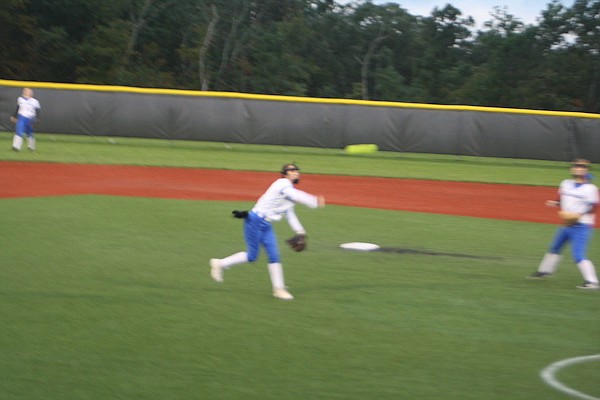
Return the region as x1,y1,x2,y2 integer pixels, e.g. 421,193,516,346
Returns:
577,281,599,290
210,258,223,283
527,272,552,279
273,288,294,300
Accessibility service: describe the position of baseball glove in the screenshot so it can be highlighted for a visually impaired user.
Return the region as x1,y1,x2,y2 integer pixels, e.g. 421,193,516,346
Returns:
558,210,581,226
286,234,307,252
232,210,249,219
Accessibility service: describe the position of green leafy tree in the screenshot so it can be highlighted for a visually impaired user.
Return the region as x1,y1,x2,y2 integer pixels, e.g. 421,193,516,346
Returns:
75,20,131,84
0,0,36,78
346,1,418,100
26,0,124,82
415,4,474,103
459,7,545,108
3,0,600,112
564,0,600,111
245,15,317,95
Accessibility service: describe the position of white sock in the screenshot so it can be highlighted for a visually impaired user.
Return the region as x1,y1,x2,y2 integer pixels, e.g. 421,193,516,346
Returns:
28,137,35,150
12,135,23,150
538,253,561,274
220,251,248,269
577,260,599,283
268,262,285,289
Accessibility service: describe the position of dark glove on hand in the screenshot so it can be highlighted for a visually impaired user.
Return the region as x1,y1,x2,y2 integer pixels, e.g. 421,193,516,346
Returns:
286,234,307,252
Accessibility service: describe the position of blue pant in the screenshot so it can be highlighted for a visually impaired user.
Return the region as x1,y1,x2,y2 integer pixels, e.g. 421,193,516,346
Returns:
549,224,593,263
244,211,280,263
16,116,35,138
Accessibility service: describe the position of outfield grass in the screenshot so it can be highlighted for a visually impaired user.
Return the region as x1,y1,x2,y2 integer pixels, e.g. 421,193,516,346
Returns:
0,131,569,185
1,133,599,399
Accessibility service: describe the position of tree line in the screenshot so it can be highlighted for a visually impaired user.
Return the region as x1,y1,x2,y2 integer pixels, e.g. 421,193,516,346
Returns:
2,0,600,113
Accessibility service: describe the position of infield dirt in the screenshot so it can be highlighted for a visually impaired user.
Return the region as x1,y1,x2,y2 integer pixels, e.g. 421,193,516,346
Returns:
0,161,567,225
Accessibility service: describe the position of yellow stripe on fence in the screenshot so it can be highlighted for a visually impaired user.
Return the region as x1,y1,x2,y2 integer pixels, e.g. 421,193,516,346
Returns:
2,79,599,119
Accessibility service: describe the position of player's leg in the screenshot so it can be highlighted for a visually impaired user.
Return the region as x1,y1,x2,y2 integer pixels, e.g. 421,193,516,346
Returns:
12,116,25,151
261,224,293,300
244,213,266,262
26,120,35,151
530,228,568,278
209,215,258,282
261,224,280,265
571,225,599,289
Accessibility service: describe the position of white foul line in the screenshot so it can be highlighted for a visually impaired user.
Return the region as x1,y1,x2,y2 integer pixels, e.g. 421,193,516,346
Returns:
540,354,600,400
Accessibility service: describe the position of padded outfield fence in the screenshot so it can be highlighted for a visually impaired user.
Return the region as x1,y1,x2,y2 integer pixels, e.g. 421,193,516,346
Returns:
1,79,599,162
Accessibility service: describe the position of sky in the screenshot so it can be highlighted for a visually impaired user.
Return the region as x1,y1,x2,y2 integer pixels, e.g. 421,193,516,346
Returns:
352,0,571,27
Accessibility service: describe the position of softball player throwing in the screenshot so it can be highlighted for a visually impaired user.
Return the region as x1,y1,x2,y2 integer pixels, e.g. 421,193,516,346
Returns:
210,163,325,300
530,159,599,289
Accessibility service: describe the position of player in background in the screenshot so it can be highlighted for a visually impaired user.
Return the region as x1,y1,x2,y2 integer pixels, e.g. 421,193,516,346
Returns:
11,88,41,151
209,163,325,300
529,159,599,289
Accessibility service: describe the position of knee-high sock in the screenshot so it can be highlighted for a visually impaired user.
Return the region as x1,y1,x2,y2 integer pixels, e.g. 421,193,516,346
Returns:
28,137,35,150
577,260,599,283
220,251,248,269
268,262,285,289
538,253,561,274
12,135,23,150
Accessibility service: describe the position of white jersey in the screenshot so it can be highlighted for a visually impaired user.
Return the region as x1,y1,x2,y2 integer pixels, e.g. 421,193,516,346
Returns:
252,178,319,234
559,179,599,225
17,96,41,119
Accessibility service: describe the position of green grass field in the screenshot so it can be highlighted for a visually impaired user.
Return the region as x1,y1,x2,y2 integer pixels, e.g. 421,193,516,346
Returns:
0,131,569,185
1,133,599,399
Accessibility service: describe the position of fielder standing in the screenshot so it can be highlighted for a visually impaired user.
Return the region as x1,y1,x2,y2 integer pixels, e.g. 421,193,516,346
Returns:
11,87,41,151
529,159,599,289
210,163,325,300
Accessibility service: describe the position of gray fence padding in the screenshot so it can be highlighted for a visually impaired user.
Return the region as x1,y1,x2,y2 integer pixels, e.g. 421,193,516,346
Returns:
1,85,598,162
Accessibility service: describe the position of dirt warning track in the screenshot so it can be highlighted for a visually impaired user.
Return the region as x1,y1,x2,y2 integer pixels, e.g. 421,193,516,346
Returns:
0,161,563,225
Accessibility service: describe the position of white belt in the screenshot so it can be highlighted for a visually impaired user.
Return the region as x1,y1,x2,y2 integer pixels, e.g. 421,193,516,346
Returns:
252,210,271,221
